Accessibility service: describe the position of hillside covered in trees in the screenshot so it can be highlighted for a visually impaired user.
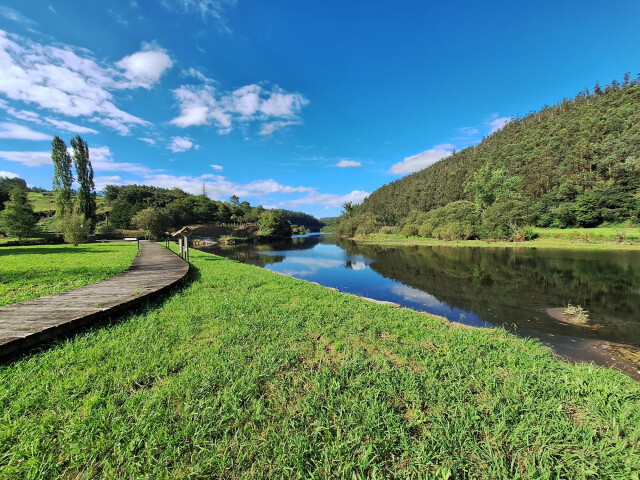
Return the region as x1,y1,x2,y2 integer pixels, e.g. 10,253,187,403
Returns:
334,75,640,239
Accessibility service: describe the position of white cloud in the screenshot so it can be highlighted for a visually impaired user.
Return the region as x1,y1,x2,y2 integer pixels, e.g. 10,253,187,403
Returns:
0,122,51,140
0,151,52,166
88,146,152,175
182,67,212,83
210,164,223,171
335,159,362,168
458,126,480,136
161,0,236,32
0,6,36,25
43,117,98,134
286,190,369,208
390,144,454,175
0,170,19,178
115,43,173,89
0,30,150,135
488,116,511,134
171,83,308,135
138,137,156,145
391,285,445,308
168,136,197,153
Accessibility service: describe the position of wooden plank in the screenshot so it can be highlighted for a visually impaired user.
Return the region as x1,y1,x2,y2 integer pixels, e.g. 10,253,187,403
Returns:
0,241,189,358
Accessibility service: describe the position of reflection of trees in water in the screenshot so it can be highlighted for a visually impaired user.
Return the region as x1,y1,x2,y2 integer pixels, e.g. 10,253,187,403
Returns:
339,240,640,345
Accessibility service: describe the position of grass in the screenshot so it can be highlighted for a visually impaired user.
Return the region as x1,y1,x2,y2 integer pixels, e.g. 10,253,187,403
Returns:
1,248,639,478
0,243,138,307
563,304,590,325
357,226,640,250
27,192,109,215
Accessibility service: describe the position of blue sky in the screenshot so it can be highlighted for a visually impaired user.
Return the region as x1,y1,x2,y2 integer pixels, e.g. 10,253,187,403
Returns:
1,1,639,217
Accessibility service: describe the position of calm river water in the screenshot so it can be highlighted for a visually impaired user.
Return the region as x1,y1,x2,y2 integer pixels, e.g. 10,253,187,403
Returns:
199,233,640,370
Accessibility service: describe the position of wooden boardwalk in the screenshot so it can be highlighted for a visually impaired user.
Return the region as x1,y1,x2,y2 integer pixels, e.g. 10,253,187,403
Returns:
0,241,189,359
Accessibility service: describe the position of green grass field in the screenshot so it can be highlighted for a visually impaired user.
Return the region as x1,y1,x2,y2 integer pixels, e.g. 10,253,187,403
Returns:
358,226,640,250
0,243,138,307
1,247,638,478
27,192,109,215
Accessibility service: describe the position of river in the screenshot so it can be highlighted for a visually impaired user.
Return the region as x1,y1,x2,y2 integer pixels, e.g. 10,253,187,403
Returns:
198,233,640,377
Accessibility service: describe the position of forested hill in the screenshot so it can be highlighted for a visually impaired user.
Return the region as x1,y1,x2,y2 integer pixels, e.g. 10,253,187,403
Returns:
358,78,640,230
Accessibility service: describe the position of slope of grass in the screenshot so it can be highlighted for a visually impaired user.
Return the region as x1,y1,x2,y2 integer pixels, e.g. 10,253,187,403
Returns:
27,192,109,215
0,243,138,307
1,248,638,478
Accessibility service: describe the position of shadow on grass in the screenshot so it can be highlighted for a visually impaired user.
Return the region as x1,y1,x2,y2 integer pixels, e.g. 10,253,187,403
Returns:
0,263,201,366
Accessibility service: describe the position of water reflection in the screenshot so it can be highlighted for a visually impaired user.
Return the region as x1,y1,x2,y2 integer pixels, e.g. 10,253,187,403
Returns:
199,233,640,348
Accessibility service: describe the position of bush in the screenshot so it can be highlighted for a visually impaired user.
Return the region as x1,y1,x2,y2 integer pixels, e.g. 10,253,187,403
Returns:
59,212,90,246
479,198,534,240
378,226,398,234
401,224,419,237
433,221,474,240
131,207,171,239
355,213,380,236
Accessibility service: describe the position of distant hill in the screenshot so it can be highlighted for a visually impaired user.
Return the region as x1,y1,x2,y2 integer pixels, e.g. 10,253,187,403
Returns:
345,76,640,236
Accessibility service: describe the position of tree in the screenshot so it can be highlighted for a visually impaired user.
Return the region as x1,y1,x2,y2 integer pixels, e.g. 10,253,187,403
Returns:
71,135,97,232
51,136,74,217
0,186,38,243
258,211,292,238
131,207,171,238
1,176,28,210
60,211,90,246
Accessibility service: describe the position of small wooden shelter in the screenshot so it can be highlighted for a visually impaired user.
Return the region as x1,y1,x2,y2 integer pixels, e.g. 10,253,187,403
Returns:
171,226,193,262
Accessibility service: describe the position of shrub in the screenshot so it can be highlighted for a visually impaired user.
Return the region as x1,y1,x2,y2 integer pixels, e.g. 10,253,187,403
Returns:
479,198,534,240
401,224,419,237
60,212,90,246
131,207,171,238
433,221,474,241
378,226,397,234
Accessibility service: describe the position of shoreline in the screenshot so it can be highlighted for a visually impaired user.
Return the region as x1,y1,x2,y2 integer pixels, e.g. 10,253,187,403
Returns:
352,233,640,250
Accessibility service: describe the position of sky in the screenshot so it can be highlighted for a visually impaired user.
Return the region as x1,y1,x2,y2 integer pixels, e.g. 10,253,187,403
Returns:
1,1,639,218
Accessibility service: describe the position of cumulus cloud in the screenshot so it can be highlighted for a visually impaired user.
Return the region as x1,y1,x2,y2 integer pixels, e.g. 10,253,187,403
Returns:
168,136,198,153
286,189,369,208
335,159,362,168
210,164,223,171
170,83,308,135
0,150,52,166
488,116,511,134
89,146,153,175
0,122,51,140
0,170,19,178
0,30,150,135
115,43,173,89
138,137,156,145
390,144,454,175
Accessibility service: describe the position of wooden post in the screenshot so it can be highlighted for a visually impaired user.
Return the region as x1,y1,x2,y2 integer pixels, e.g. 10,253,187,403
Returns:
184,236,189,262
178,236,183,258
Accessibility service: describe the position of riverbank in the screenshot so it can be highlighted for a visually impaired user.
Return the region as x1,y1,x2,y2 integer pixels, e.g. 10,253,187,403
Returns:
354,227,640,250
1,248,639,478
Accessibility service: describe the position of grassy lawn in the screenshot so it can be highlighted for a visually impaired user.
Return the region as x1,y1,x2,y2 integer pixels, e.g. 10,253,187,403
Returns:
0,243,138,307
1,248,638,478
357,227,640,250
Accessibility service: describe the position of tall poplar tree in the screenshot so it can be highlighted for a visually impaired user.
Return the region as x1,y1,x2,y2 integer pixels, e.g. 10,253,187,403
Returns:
70,135,97,232
51,136,74,216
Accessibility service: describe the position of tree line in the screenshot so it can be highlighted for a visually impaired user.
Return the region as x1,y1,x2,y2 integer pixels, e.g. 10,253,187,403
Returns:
1,137,325,243
331,74,640,239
